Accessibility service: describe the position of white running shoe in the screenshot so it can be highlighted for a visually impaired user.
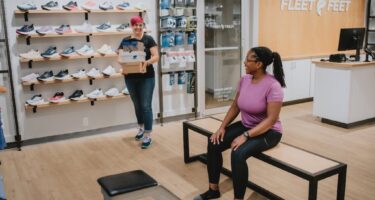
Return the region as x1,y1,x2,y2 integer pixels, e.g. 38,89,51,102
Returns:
87,88,104,99
71,69,87,79
102,65,116,76
86,68,101,78
21,73,39,82
122,87,130,95
105,88,120,97
97,44,114,55
20,49,42,59
75,21,93,33
26,94,45,106
76,44,94,56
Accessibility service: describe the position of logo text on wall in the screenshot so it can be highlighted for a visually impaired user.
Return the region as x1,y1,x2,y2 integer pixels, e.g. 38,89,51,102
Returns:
280,0,352,16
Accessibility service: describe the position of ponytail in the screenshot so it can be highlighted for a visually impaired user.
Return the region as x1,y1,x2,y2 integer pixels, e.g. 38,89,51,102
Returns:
272,52,286,88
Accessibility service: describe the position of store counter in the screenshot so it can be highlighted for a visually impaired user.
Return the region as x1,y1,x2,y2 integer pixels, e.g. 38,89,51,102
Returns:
312,61,375,128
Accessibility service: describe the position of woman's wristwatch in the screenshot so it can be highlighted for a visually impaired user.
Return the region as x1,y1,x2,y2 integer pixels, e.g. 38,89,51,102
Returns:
243,131,250,138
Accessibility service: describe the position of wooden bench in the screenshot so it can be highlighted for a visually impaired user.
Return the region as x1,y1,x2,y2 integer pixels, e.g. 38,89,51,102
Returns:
183,116,347,200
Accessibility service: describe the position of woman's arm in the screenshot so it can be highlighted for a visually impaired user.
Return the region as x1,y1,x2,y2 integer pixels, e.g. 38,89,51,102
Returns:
219,92,240,130
230,101,282,151
146,46,159,65
248,102,282,137
211,92,240,144
0,85,6,94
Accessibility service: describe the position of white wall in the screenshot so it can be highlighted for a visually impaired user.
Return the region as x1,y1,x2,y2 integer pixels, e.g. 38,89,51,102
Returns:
4,0,159,140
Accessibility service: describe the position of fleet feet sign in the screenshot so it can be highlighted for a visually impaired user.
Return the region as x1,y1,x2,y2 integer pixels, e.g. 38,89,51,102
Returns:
280,0,352,16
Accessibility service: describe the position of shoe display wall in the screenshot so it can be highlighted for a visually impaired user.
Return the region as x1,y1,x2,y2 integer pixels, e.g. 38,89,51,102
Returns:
8,0,196,143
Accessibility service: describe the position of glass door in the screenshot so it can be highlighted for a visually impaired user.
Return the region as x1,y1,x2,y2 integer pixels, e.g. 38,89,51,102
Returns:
204,0,241,109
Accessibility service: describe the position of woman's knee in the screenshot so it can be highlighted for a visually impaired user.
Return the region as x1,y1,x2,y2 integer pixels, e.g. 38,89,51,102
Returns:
231,149,247,163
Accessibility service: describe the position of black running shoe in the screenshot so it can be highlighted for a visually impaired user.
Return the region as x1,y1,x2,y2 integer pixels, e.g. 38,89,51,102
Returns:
69,90,85,101
41,46,58,58
37,71,54,81
54,69,69,80
193,189,221,200
16,24,34,35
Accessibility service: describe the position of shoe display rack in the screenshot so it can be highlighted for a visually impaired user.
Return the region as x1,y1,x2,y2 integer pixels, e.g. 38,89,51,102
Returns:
24,94,129,113
15,7,145,22
16,4,147,113
157,0,198,124
15,4,146,45
22,73,124,91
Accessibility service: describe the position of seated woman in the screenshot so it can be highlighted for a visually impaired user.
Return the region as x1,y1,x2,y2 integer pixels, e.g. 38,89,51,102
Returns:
194,46,286,200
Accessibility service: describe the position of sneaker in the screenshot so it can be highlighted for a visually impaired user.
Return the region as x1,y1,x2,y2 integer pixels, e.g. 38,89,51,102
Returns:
76,44,94,56
60,46,76,57
99,1,113,10
69,90,85,101
97,44,114,55
41,1,59,10
17,3,37,11
122,87,130,95
26,94,45,106
102,65,116,76
48,92,66,103
96,22,112,32
116,23,130,32
193,189,221,200
22,73,39,83
16,24,34,35
105,88,120,97
117,1,130,10
75,21,93,33
55,24,73,34
71,69,86,79
54,69,69,80
141,136,152,149
37,71,54,81
87,89,104,99
82,0,97,11
36,26,53,35
63,1,78,10
41,46,58,58
135,128,144,140
86,68,101,78
21,73,39,82
20,49,41,59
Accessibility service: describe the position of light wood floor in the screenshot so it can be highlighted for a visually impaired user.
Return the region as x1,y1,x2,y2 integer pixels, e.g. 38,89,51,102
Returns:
0,102,375,200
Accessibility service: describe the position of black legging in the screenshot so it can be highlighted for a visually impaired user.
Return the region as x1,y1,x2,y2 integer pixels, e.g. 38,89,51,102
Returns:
207,121,282,199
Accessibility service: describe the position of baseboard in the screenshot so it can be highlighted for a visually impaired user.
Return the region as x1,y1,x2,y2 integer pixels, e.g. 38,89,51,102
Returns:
321,117,375,129
283,97,313,106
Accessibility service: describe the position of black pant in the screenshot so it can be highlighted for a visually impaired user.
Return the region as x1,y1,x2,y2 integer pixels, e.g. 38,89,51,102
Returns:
206,121,282,199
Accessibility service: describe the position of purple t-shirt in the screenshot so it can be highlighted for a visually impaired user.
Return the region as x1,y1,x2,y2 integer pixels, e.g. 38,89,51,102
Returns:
237,74,284,133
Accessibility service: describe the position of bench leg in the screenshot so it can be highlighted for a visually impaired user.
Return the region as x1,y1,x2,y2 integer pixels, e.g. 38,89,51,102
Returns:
308,180,318,200
337,166,347,200
183,123,190,163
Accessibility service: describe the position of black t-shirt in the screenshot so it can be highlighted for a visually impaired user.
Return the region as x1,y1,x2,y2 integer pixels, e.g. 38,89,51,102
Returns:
118,34,157,79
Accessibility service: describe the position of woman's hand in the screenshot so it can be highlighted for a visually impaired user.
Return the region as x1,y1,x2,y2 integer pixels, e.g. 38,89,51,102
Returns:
210,128,225,145
231,134,247,151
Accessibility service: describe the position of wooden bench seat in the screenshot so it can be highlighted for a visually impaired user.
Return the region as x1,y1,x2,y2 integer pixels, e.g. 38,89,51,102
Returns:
182,117,347,200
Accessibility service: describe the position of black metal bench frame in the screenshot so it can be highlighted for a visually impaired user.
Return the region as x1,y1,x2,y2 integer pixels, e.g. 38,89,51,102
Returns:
183,118,347,200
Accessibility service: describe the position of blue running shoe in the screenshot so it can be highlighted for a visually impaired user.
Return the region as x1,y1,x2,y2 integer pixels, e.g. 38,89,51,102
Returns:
141,137,152,149
117,1,130,10
41,46,58,58
16,24,34,35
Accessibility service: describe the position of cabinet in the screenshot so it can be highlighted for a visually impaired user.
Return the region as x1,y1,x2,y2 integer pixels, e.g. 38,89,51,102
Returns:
281,59,311,102
157,0,198,123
